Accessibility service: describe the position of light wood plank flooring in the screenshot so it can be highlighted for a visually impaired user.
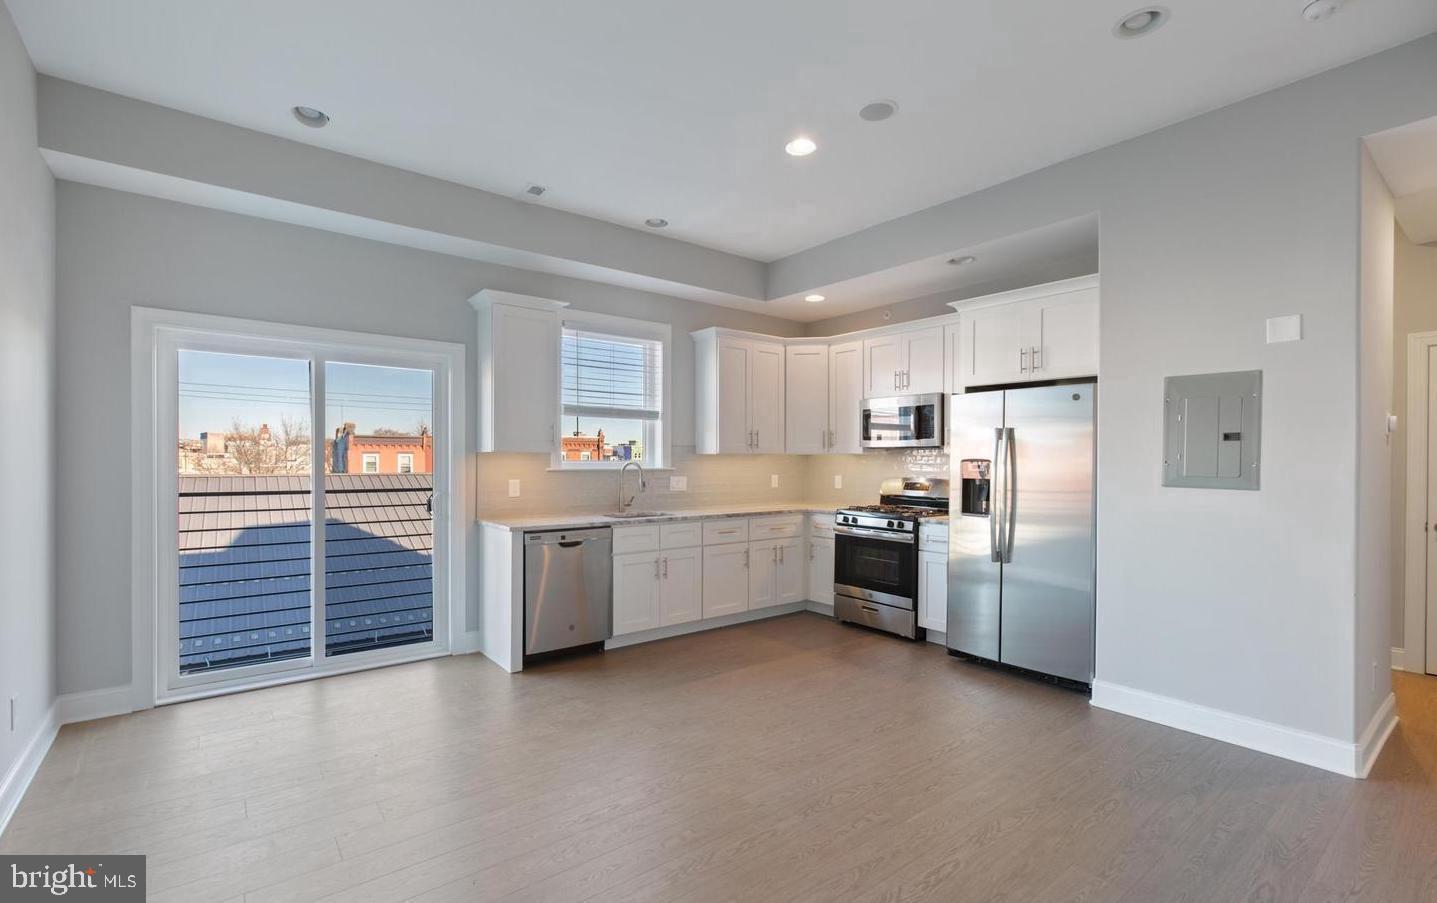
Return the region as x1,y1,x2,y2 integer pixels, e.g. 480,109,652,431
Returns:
3,613,1435,902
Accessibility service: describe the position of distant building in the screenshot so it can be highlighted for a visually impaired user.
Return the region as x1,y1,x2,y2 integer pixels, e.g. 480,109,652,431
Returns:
561,428,606,462
332,421,433,474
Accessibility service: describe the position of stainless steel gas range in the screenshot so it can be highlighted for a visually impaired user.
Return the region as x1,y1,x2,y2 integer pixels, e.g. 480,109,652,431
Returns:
833,477,949,641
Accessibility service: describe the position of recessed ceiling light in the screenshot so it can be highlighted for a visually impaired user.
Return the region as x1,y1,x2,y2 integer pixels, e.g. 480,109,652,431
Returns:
1301,0,1344,21
644,218,668,228
947,255,977,266
785,136,817,157
1112,7,1169,38
291,105,330,128
804,294,825,303
858,100,898,122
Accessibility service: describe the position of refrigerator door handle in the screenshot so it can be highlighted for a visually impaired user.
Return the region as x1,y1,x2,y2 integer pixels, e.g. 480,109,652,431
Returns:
990,427,1005,562
1003,426,1017,563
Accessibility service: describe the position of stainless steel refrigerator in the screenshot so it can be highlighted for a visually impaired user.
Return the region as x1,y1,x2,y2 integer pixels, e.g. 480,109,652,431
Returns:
947,382,1096,685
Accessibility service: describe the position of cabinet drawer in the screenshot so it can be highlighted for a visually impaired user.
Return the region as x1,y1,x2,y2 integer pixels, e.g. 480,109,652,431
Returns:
703,518,750,545
808,513,836,537
749,515,802,539
919,524,949,552
612,525,661,555
660,521,704,549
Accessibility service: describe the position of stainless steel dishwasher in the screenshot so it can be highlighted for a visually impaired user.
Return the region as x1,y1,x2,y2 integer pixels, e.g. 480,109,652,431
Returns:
523,527,613,657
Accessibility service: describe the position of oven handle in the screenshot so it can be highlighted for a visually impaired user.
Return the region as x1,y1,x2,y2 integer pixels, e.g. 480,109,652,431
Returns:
834,525,916,544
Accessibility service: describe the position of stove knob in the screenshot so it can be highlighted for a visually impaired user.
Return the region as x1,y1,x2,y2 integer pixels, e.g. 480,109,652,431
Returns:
887,520,896,528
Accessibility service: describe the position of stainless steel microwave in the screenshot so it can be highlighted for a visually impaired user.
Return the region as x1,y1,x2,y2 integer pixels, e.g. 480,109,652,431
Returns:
860,393,944,449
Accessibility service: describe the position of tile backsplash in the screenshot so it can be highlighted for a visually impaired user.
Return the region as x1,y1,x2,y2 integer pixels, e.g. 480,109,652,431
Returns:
476,447,950,520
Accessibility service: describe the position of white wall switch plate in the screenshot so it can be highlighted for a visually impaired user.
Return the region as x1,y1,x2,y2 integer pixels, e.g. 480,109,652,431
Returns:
1265,314,1302,344
770,474,780,488
669,475,687,491
507,479,521,498
833,475,843,489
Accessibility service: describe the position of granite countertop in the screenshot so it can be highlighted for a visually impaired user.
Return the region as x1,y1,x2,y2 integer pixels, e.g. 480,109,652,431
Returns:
479,503,842,532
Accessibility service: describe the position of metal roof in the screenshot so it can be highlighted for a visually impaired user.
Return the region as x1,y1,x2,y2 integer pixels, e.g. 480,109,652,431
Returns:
177,473,434,673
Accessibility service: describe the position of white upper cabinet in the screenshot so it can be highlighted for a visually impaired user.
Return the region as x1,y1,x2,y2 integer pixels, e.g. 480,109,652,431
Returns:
785,345,830,455
828,341,864,454
952,276,1099,390
693,329,786,454
863,325,946,396
471,290,565,453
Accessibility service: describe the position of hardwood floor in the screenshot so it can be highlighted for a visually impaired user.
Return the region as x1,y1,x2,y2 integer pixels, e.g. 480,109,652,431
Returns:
3,613,1435,902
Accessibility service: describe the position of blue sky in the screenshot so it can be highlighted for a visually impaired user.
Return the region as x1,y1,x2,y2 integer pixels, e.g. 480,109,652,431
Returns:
178,351,432,439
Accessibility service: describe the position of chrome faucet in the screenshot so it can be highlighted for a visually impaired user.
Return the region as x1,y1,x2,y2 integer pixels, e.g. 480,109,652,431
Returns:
618,460,647,513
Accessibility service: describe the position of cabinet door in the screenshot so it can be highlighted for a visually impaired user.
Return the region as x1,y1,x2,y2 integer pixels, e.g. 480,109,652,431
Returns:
944,323,963,397
828,341,864,454
702,543,750,618
612,552,660,636
659,547,702,627
918,550,948,633
902,326,946,394
748,540,780,609
863,335,904,397
491,303,558,452
775,538,805,605
960,303,1027,388
785,345,829,454
807,537,834,606
749,341,786,453
716,337,752,454
1025,288,1099,381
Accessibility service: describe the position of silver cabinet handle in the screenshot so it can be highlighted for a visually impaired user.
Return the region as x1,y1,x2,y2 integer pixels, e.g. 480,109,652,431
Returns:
743,549,749,568
755,429,760,448
1030,345,1042,371
809,544,815,561
1019,348,1028,373
894,370,900,390
662,557,668,578
779,545,784,564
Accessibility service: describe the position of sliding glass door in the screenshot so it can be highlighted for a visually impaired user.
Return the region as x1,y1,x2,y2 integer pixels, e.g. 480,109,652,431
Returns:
158,326,454,699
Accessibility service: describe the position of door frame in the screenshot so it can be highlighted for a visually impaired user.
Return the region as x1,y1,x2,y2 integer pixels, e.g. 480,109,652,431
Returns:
1401,330,1437,674
131,307,467,708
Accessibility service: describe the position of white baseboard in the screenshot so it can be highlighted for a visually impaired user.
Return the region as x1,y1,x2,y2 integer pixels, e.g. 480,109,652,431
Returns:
451,630,484,655
0,703,58,838
805,601,834,617
56,686,135,725
1091,680,1377,778
1391,647,1406,671
925,629,946,646
605,602,807,650
1356,692,1399,779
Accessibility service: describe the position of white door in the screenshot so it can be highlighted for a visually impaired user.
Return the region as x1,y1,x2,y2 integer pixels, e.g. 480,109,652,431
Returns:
717,337,752,454
807,537,835,606
918,550,948,633
775,538,805,605
491,303,558,452
1025,289,1099,380
702,543,750,618
613,552,660,635
864,335,904,397
786,345,830,454
748,540,780,609
659,547,702,627
750,341,786,453
829,341,865,454
902,326,946,394
960,304,1027,388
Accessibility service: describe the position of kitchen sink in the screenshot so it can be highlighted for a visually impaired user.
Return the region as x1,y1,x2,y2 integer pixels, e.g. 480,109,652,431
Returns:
607,511,669,519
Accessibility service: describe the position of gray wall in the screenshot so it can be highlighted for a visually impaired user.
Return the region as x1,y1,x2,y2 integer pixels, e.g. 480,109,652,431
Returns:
1390,226,1437,650
0,6,56,782
53,183,802,696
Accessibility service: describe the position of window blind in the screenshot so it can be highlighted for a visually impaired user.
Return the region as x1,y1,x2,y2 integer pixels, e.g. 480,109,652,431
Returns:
561,326,663,421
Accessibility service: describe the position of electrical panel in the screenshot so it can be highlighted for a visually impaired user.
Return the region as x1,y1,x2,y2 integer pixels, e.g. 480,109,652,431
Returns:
1163,370,1261,490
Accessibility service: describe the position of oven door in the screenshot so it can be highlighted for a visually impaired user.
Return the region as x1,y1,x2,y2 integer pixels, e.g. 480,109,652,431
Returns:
833,528,918,609
861,394,944,448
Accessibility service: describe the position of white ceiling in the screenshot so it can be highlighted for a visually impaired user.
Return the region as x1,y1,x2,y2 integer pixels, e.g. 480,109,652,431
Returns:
9,0,1437,265
1368,115,1437,244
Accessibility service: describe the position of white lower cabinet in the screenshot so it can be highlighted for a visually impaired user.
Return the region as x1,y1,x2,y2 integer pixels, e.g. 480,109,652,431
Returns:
918,550,947,634
748,540,780,609
807,536,834,606
613,551,661,636
702,542,750,618
776,538,805,605
658,546,702,627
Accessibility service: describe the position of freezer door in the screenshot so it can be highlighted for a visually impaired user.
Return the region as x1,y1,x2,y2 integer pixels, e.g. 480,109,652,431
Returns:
999,383,1095,683
947,389,1004,661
